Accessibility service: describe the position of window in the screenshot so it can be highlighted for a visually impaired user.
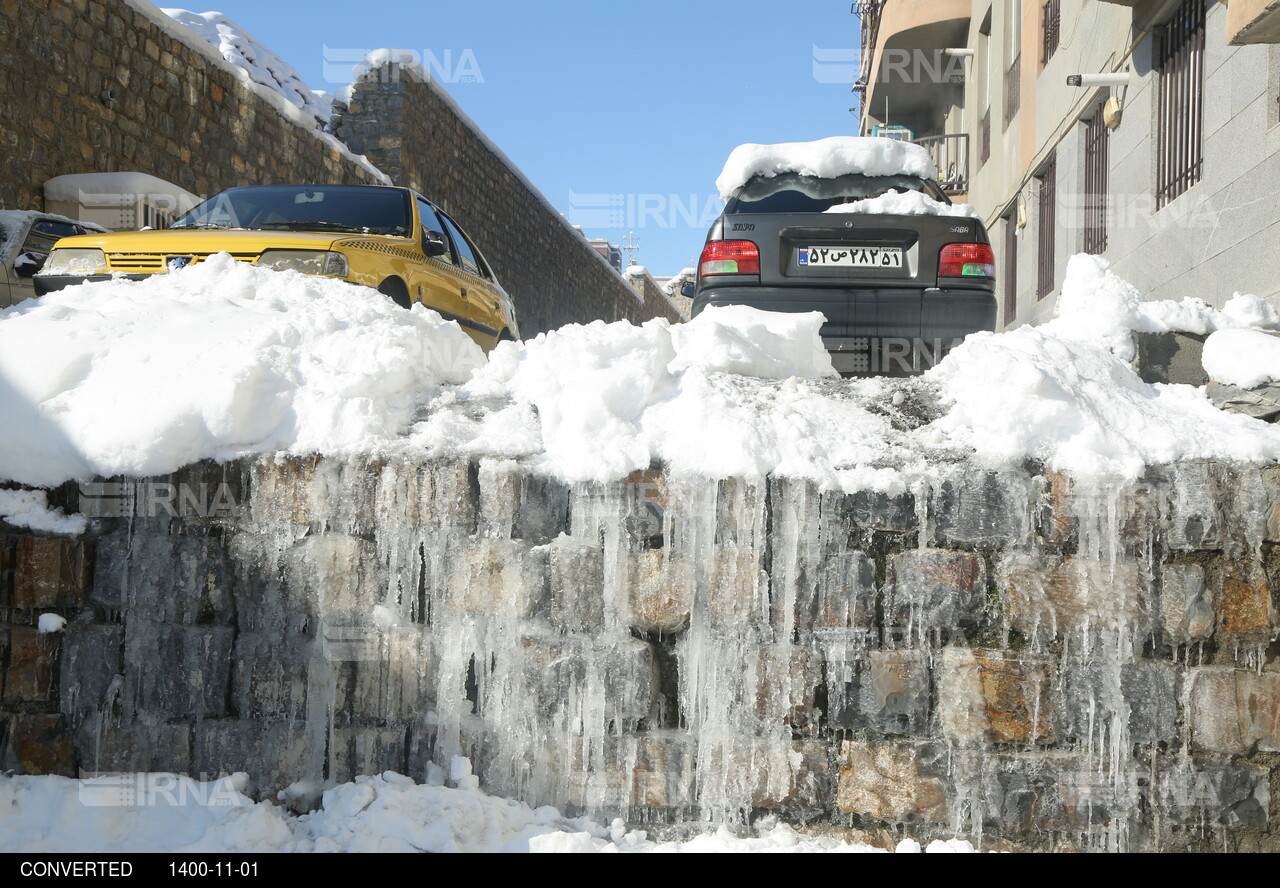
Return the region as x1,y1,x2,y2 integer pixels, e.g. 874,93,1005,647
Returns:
1083,108,1109,255
1042,0,1061,63
981,108,992,165
1003,211,1019,325
1036,156,1057,299
439,215,486,279
416,199,458,264
728,172,946,214
1005,54,1021,127
1155,0,1205,209
21,220,82,258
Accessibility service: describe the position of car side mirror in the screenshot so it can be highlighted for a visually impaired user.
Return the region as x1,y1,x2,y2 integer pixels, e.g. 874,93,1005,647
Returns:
423,230,449,258
680,281,696,299
13,252,45,278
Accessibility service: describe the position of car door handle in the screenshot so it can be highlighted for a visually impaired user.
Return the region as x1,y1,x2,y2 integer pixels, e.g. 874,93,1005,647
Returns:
460,287,468,300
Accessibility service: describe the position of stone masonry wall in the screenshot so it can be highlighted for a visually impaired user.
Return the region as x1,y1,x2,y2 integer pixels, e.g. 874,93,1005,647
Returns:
331,67,682,337
5,456,1280,851
0,0,385,211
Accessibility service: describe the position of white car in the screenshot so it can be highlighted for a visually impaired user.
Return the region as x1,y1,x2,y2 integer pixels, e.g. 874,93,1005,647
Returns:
0,211,107,308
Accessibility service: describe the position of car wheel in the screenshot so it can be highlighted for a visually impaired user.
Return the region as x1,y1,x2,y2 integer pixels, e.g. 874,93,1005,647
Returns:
378,278,412,310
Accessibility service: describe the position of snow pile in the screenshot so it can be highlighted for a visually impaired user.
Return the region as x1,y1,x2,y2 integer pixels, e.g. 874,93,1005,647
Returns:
162,9,333,126
928,255,1280,477
1203,330,1280,389
717,137,937,200
420,307,895,488
0,489,88,535
0,770,971,854
824,190,980,219
1054,254,1280,358
669,306,836,380
0,254,484,488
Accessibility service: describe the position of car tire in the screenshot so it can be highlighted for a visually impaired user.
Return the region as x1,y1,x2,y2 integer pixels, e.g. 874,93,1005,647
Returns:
378,278,412,310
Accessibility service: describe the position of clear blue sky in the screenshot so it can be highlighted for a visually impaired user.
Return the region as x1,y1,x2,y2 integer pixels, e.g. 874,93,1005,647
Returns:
190,0,862,276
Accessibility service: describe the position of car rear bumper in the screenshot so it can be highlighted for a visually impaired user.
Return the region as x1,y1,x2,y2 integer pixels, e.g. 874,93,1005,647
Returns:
692,285,996,376
34,274,151,295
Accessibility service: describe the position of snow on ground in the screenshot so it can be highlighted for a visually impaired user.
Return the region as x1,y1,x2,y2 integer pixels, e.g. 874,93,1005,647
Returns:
161,9,334,126
716,137,937,200
0,768,973,854
823,190,980,219
0,254,483,488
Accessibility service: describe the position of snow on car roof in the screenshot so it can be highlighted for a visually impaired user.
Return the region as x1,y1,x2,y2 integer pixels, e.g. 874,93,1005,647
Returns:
716,136,938,200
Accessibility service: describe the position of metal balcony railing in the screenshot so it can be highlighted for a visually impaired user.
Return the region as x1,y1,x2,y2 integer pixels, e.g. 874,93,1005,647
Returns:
914,133,969,196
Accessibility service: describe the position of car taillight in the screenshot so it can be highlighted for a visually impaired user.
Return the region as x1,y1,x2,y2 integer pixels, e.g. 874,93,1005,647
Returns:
939,243,996,278
699,240,760,276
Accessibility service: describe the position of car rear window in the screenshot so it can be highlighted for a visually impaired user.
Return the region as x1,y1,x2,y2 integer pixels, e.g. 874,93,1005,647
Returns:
727,173,947,214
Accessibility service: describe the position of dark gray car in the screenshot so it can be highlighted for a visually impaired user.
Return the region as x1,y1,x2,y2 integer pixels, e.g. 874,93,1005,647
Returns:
690,171,997,376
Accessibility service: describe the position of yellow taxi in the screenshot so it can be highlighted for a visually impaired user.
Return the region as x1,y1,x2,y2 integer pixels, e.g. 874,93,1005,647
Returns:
35,184,519,351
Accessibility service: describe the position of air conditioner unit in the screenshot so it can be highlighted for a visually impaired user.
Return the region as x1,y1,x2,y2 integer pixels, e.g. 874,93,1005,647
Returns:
871,125,915,141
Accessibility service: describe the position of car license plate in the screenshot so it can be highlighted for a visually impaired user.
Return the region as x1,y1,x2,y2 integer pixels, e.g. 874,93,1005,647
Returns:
798,246,903,269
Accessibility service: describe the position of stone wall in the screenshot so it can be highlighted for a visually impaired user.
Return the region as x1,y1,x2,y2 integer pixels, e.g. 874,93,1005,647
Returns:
5,456,1280,851
0,0,385,212
331,67,682,337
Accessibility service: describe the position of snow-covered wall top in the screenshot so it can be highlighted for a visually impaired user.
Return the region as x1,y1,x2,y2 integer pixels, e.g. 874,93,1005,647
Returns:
160,8,334,127
716,137,938,200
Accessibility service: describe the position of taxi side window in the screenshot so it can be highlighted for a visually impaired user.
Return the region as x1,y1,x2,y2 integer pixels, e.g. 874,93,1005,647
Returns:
439,215,485,279
416,200,458,265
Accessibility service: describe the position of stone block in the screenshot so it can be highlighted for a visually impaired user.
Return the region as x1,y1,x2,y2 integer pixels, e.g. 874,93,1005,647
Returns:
706,544,766,629
375,458,476,533
787,551,876,632
939,648,1054,746
1208,382,1280,422
1220,562,1275,644
1057,661,1177,747
836,741,947,822
12,537,91,609
933,471,1030,548
0,713,75,776
231,631,313,721
623,550,693,634
91,532,232,625
250,456,381,534
983,756,1072,830
74,716,193,775
1166,461,1226,551
59,623,123,720
832,488,918,533
752,643,819,728
329,725,409,785
1190,668,1280,755
448,539,547,617
546,535,604,633
888,549,987,632
1160,563,1216,644
1133,331,1209,387
519,636,653,724
715,477,766,547
0,625,58,704
1000,554,1146,638
828,649,930,736
1153,760,1270,828
286,533,384,623
193,719,323,797
1036,471,1075,546
125,622,233,718
630,733,696,809
477,461,570,544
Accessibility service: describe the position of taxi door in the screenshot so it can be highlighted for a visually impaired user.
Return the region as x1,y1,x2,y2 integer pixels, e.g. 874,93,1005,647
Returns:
409,198,472,328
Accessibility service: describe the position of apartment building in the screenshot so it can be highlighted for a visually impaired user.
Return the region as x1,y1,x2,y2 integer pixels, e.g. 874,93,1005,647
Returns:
856,0,1280,328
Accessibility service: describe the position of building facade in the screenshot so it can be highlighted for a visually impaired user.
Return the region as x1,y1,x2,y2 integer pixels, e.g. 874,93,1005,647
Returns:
858,0,1280,328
